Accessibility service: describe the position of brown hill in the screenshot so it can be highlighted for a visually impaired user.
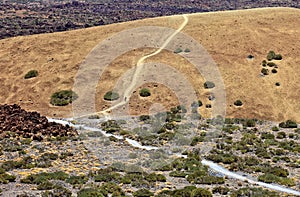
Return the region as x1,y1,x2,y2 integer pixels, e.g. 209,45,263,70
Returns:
0,7,299,122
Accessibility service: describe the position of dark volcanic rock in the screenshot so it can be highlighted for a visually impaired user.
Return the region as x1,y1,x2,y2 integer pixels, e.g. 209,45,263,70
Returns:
0,104,77,139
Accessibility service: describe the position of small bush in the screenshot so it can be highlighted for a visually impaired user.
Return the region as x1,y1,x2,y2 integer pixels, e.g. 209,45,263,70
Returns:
206,104,212,108
261,68,269,75
66,175,88,185
277,131,286,139
275,82,280,86
50,90,78,106
204,81,215,89
24,70,38,79
133,189,154,197
234,100,243,106
191,100,203,108
139,88,151,97
267,62,277,67
274,54,282,60
279,120,297,128
174,48,183,54
139,115,150,122
262,60,267,67
271,69,277,74
191,188,212,197
77,188,104,197
212,186,229,195
267,51,276,61
184,48,191,53
104,91,119,101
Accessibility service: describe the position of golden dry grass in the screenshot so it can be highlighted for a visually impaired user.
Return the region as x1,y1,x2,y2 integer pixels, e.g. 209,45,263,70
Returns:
0,7,299,122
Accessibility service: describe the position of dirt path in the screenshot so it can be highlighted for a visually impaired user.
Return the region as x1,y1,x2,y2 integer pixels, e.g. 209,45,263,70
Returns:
79,15,189,119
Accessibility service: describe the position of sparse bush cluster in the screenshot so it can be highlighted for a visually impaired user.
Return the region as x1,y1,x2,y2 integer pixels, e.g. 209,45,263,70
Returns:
260,50,282,77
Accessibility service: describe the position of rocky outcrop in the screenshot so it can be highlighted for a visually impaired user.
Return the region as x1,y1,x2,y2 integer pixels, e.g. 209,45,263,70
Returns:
0,104,77,140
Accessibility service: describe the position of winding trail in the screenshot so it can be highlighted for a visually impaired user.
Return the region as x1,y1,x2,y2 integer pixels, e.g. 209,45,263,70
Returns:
48,118,300,196
79,15,188,119
50,14,300,196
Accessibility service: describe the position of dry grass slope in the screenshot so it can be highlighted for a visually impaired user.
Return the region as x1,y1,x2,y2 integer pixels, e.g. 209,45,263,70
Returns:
0,7,299,122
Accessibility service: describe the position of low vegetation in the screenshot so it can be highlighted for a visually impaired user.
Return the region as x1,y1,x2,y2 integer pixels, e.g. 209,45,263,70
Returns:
24,70,38,79
204,81,215,89
234,100,243,106
50,90,78,106
139,88,151,97
104,91,120,101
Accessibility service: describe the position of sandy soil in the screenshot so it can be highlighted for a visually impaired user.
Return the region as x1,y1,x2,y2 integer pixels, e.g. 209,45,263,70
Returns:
0,7,299,122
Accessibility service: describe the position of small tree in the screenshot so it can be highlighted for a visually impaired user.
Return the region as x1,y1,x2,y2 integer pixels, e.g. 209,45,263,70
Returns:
139,88,151,97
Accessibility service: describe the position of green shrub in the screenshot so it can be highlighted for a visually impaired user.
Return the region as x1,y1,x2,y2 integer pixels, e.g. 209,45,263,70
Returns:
20,171,68,184
50,90,78,106
272,126,279,131
77,188,104,197
274,54,282,60
139,115,150,122
133,189,154,197
267,62,276,67
267,51,276,61
104,91,119,101
184,48,191,53
37,181,55,190
169,171,187,178
271,68,277,73
242,119,256,127
276,131,286,139
258,173,295,186
234,100,243,106
230,187,279,197
261,133,275,139
261,68,269,75
279,120,297,128
204,81,215,89
247,54,254,59
0,173,16,184
66,175,88,185
212,186,229,195
191,100,203,108
275,82,280,86
261,60,267,67
191,188,212,197
174,48,183,54
24,70,38,79
139,88,151,97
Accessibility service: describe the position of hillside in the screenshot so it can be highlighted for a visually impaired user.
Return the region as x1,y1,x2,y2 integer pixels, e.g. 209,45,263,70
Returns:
0,7,299,122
